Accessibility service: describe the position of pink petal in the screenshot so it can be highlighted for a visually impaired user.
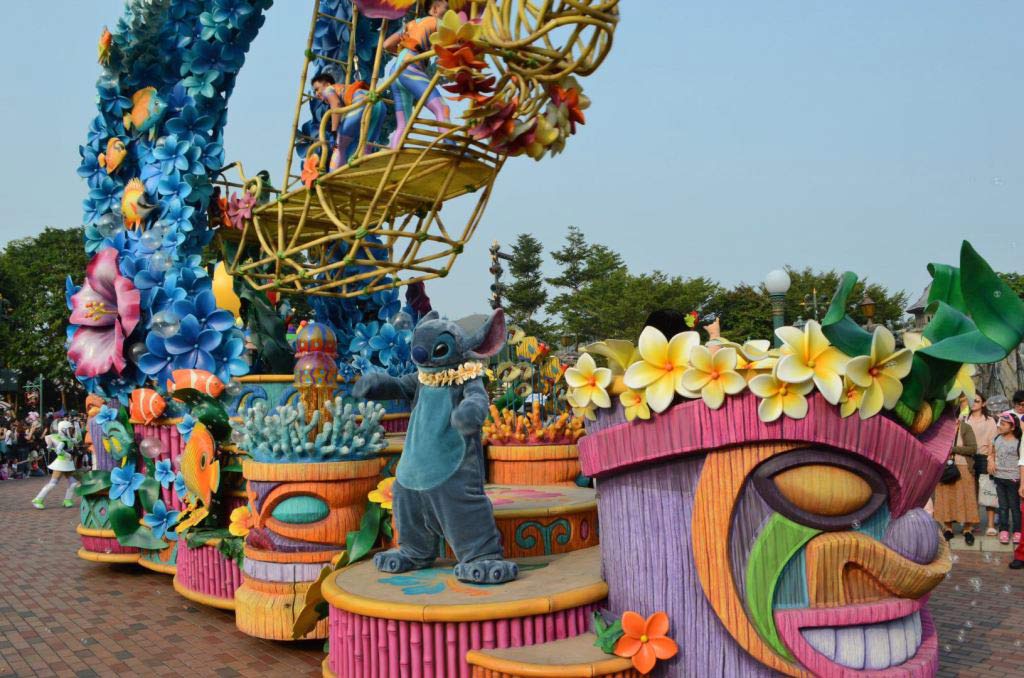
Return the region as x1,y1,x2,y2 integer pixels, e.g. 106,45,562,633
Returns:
114,276,141,336
85,248,121,302
69,282,115,327
68,326,119,377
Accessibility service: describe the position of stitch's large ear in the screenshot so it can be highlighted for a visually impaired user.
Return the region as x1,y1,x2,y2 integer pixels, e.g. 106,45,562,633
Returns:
467,309,506,360
416,310,440,327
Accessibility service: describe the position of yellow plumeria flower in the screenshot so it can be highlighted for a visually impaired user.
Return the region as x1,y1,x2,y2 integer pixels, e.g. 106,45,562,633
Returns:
839,377,867,418
845,326,913,419
429,10,481,48
619,388,651,421
947,363,977,402
774,320,850,405
902,331,931,352
567,390,597,421
564,352,612,409
368,477,395,511
681,346,746,409
749,372,815,422
624,327,700,413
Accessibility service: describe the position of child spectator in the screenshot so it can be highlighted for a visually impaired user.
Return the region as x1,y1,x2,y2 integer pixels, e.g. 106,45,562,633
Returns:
991,413,1022,545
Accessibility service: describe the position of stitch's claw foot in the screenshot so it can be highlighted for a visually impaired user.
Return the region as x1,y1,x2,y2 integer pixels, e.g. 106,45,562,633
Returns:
373,549,426,573
454,558,519,584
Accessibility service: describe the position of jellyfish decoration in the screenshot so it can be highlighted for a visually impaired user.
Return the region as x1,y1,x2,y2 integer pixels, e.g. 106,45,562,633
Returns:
293,322,340,428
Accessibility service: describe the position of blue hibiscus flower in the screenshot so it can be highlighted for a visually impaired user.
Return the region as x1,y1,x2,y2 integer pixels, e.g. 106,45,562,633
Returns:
197,140,224,171
172,289,235,333
199,11,232,42
375,288,402,321
155,459,176,488
176,414,197,442
153,134,203,175
77,146,106,188
185,174,214,207
139,332,174,384
213,0,255,28
212,334,250,383
94,405,118,428
369,323,409,364
183,71,218,99
86,115,109,149
173,472,189,501
165,315,222,371
109,466,146,508
349,321,379,356
157,171,193,200
97,78,131,115
142,499,180,540
167,104,215,139
83,176,123,223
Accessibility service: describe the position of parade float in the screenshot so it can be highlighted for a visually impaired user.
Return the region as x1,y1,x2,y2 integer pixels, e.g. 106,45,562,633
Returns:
66,1,1024,677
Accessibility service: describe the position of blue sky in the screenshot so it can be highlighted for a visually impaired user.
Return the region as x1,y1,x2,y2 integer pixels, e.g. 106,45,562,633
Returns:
1,1,1021,319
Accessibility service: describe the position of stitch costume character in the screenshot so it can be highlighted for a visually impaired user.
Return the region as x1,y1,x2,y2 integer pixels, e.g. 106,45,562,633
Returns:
381,0,451,149
311,73,387,170
31,421,80,509
352,309,518,584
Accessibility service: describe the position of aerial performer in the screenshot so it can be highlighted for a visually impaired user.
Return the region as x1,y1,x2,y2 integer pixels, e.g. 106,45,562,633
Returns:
31,421,80,509
382,0,451,148
312,72,386,169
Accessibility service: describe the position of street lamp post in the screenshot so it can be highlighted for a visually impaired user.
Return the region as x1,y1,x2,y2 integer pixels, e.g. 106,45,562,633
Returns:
764,269,792,347
859,293,877,332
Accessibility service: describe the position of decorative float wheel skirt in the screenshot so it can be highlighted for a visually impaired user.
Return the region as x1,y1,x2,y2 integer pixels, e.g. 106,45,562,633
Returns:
174,537,243,611
322,547,606,678
77,493,139,564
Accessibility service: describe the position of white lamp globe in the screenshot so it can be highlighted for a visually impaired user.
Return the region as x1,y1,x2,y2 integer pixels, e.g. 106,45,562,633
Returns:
764,269,791,296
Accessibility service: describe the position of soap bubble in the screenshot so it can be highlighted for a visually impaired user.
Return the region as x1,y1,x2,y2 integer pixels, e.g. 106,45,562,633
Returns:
150,251,173,273
224,380,243,398
969,577,982,591
139,436,166,459
139,228,163,251
151,310,180,338
1004,584,1013,594
127,342,148,365
390,311,414,331
94,212,123,238
965,621,974,629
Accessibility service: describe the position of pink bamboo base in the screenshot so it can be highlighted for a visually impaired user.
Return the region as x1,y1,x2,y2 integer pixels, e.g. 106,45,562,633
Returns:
80,536,138,554
328,603,599,678
176,542,242,601
134,422,187,511
382,417,409,433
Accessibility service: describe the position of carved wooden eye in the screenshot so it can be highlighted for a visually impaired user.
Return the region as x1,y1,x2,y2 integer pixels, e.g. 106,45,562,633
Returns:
752,449,887,531
773,465,873,516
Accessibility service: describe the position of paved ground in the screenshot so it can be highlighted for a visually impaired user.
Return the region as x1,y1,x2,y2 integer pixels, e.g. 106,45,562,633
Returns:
1,477,1023,677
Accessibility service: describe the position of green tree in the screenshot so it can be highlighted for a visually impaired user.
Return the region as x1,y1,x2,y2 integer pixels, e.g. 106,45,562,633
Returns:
999,272,1024,299
0,227,89,409
782,267,909,330
503,234,549,338
546,227,625,345
711,283,773,342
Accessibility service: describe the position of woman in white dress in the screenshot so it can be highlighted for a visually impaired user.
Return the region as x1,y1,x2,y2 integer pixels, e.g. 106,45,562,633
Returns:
31,420,79,509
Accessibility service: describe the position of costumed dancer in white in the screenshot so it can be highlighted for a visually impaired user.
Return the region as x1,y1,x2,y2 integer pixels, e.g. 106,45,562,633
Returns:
31,421,80,509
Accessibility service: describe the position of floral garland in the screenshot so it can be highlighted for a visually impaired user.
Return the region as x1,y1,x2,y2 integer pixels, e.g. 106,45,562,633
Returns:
566,242,1022,432
72,0,275,403
417,361,485,387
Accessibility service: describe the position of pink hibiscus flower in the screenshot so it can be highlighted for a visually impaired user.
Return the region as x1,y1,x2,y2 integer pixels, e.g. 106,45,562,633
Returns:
67,248,141,377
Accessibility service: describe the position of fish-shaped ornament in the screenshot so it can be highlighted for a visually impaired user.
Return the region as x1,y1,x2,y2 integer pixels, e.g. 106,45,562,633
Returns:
167,369,225,398
98,137,127,174
129,388,166,424
121,178,155,229
123,86,167,140
98,27,112,66
180,422,220,507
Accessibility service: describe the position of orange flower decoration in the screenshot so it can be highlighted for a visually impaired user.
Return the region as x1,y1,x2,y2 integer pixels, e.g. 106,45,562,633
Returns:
301,153,321,189
435,44,487,72
613,611,678,674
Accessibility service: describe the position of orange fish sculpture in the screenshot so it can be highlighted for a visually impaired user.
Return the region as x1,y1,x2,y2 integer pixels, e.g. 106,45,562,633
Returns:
98,137,127,174
180,422,220,507
129,388,166,424
98,27,112,66
121,178,155,229
167,369,225,398
123,86,167,140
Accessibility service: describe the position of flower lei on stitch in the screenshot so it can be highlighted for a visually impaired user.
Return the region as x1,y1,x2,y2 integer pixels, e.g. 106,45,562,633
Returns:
418,361,485,387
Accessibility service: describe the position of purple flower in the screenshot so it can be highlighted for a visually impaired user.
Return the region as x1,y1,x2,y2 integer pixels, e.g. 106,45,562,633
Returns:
68,248,141,378
227,191,256,229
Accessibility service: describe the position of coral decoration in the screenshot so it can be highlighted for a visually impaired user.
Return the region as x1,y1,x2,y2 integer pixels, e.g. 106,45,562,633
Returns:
613,611,679,675
483,402,585,445
129,388,166,424
68,248,141,378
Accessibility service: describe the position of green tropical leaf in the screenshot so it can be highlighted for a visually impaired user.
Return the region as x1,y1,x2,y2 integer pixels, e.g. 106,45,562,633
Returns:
118,526,169,551
821,272,872,356
897,355,930,411
591,611,624,654
921,302,976,344
918,331,1007,365
136,477,161,514
926,262,966,312
108,502,141,539
74,470,112,496
958,240,1024,355
346,501,383,565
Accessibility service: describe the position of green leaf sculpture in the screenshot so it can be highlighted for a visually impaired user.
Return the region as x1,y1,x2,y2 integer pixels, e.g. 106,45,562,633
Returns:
821,272,873,357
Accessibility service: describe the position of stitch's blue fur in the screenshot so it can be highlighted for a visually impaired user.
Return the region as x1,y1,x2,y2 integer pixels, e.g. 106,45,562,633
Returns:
352,309,518,584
